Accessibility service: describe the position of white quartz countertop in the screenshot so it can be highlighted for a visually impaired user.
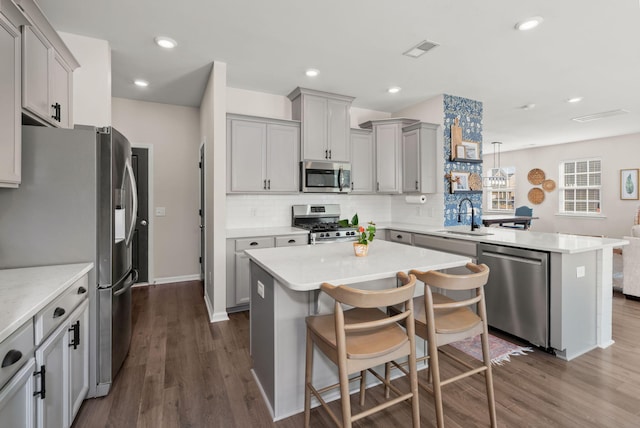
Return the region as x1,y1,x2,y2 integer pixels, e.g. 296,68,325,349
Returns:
381,223,628,254
227,226,308,239
245,240,470,291
0,263,94,343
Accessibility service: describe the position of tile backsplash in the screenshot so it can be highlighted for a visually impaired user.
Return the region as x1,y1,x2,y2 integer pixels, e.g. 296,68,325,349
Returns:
226,193,444,229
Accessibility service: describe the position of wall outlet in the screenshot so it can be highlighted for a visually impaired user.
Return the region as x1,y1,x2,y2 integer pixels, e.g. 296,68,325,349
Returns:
257,281,265,298
155,207,166,216
576,266,585,278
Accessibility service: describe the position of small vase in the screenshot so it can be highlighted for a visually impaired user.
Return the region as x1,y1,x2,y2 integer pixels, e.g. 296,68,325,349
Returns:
353,242,369,257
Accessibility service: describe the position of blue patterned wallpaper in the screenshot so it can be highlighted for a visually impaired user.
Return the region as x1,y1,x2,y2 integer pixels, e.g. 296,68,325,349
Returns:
443,94,483,227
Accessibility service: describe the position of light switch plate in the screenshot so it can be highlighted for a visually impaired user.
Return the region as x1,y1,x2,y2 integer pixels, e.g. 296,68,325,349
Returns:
576,266,585,278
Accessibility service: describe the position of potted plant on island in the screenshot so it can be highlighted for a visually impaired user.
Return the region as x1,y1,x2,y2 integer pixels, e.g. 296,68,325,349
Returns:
339,214,376,257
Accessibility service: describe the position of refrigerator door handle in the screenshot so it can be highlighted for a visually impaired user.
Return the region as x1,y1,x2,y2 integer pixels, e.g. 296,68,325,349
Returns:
124,159,139,247
114,269,138,297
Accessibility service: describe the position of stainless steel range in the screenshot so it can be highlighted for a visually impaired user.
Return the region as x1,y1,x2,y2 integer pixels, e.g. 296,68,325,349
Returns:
292,204,359,244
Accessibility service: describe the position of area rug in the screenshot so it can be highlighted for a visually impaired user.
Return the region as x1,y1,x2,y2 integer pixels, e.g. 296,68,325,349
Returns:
449,334,533,365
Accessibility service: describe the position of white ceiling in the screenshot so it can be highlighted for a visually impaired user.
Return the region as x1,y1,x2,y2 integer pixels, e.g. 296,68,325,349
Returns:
36,0,640,153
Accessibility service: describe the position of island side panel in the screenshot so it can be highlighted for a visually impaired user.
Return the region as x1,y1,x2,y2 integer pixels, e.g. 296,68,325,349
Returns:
550,251,597,360
596,248,614,348
250,261,276,412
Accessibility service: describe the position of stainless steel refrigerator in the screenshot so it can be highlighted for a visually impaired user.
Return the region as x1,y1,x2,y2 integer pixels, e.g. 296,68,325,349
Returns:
0,125,138,397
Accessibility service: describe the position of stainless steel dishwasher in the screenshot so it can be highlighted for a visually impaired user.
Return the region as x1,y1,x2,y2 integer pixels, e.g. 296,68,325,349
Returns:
477,243,550,348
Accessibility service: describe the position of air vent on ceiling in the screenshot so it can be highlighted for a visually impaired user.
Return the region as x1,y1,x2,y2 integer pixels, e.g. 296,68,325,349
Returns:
403,40,439,58
572,109,630,122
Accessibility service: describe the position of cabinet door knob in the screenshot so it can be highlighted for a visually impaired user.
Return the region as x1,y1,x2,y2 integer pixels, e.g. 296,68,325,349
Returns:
250,242,258,246
53,307,66,318
397,235,403,239
328,149,332,159
325,149,328,159
77,286,87,295
267,179,271,190
263,179,267,190
1,349,22,368
288,239,295,243
415,180,419,190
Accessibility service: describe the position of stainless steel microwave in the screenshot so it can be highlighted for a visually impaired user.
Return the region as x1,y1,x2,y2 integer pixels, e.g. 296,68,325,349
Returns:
300,161,351,193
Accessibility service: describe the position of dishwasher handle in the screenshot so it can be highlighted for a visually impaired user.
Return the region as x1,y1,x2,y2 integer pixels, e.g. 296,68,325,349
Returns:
480,250,544,266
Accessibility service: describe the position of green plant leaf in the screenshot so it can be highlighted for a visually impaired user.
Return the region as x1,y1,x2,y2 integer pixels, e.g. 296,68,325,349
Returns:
338,219,349,227
351,213,359,226
626,174,634,195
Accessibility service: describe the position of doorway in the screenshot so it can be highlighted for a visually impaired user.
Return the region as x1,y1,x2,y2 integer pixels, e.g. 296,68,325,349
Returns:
132,146,150,283
199,144,205,278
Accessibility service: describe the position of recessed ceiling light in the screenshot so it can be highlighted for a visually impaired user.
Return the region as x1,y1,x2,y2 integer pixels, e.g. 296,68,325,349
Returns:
305,69,319,77
567,97,583,103
154,36,177,49
134,79,149,87
515,16,543,31
388,87,401,94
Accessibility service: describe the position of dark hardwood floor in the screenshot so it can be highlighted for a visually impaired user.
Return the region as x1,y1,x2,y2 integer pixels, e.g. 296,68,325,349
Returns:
72,281,640,427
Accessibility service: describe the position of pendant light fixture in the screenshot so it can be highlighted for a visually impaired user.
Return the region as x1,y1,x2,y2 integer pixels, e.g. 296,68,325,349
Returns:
483,142,507,188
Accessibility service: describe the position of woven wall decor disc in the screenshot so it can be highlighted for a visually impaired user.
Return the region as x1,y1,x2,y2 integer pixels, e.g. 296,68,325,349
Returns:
542,179,556,192
528,168,546,185
528,188,545,205
469,173,482,191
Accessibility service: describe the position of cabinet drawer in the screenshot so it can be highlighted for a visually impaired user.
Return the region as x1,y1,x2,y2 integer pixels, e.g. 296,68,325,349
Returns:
235,237,274,251
275,235,308,247
389,230,413,245
35,275,89,345
0,319,34,390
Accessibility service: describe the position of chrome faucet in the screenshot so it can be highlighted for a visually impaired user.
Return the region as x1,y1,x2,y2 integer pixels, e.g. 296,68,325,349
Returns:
457,197,477,231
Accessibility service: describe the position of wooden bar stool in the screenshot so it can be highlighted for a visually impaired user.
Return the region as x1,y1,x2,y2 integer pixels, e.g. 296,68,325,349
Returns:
304,276,420,428
394,263,497,427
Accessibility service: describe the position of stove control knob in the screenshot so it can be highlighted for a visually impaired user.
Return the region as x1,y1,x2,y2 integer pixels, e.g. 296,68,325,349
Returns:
336,232,341,237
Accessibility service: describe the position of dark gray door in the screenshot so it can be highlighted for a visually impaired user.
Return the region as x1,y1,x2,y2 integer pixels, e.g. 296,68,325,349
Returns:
132,147,149,283
199,145,205,276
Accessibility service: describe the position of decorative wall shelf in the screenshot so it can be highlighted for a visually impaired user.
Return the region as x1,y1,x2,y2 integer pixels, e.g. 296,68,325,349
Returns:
451,158,483,164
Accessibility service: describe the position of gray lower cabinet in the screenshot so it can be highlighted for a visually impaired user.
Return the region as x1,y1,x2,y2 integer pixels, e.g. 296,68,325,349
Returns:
227,234,307,312
389,229,413,245
0,358,36,428
227,114,300,193
0,273,89,428
350,128,374,193
35,320,68,428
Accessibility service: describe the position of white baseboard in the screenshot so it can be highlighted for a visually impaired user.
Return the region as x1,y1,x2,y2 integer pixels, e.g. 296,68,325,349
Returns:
153,274,202,285
204,293,229,323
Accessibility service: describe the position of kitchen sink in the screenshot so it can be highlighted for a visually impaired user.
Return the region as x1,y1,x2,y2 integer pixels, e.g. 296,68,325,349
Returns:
437,230,494,236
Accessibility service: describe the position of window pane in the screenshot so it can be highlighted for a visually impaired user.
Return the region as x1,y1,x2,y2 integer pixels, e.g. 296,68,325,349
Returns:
576,161,588,173
588,202,600,212
589,160,601,172
564,201,574,211
576,189,587,200
564,189,575,199
589,189,600,199
565,163,575,174
576,174,588,186
576,201,587,211
565,175,575,186
589,173,601,186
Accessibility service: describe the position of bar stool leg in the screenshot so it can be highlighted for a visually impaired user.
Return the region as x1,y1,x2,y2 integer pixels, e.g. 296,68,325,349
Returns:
480,331,497,427
429,338,445,428
359,370,367,406
304,330,313,428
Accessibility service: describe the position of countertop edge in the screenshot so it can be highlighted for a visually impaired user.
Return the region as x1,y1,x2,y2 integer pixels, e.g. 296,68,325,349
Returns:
0,262,94,343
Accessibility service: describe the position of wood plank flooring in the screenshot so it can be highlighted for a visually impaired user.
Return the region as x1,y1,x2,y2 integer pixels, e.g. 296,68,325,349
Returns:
72,281,640,427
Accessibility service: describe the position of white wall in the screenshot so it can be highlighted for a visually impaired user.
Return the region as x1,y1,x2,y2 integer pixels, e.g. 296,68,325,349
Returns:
112,97,201,280
201,63,228,322
227,87,291,120
487,133,640,238
59,32,111,126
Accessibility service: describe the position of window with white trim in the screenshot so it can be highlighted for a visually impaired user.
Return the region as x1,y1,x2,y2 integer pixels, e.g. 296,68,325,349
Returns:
559,159,601,214
485,166,516,211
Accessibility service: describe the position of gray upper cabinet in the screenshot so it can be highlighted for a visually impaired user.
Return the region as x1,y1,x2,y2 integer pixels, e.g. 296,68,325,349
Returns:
360,118,418,194
349,128,374,193
22,25,73,128
0,13,21,188
402,122,440,193
288,87,353,162
227,114,300,193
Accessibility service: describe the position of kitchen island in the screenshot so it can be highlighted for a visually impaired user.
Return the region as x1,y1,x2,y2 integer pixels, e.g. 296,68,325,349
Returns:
382,224,628,360
245,240,471,421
